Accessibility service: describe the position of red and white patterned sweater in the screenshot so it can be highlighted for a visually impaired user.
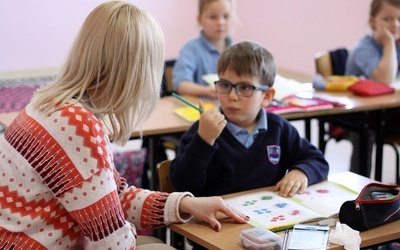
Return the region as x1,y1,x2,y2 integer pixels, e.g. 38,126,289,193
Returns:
0,102,192,249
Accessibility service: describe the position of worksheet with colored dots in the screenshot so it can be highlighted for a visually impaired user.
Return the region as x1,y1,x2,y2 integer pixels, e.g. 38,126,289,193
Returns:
224,182,358,229
225,191,320,229
293,181,358,218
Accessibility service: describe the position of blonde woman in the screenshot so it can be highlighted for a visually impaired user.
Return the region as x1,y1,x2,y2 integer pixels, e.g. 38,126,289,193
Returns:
0,2,247,249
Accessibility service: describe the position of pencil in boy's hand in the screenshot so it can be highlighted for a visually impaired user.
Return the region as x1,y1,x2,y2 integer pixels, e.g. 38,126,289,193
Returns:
172,92,204,113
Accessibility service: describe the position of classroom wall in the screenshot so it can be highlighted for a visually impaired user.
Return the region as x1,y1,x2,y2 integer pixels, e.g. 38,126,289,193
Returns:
0,0,370,79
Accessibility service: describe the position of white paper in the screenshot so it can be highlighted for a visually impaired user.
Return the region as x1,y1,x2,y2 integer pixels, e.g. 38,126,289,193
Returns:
273,75,314,101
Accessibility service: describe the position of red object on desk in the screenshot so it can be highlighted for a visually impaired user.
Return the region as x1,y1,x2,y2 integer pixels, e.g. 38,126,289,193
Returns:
348,79,395,97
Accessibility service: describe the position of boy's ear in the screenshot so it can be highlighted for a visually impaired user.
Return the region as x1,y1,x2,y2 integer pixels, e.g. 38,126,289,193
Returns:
262,87,275,107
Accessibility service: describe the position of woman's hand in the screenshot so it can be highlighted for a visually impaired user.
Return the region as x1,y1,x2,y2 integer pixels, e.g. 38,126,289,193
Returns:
179,196,249,231
274,169,308,197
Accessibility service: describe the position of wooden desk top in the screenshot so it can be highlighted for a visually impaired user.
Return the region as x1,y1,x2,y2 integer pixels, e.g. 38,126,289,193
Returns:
0,96,213,137
169,172,399,250
128,98,187,137
130,96,216,137
282,89,400,120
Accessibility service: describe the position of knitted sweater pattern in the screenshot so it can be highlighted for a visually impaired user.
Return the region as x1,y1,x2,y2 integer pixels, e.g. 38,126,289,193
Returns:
0,103,188,249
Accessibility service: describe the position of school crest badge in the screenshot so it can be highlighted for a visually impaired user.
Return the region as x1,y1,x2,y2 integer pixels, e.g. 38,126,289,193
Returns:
267,145,280,165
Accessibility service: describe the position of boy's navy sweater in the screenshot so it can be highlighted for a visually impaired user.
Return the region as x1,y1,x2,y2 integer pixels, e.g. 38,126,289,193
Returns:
170,112,329,197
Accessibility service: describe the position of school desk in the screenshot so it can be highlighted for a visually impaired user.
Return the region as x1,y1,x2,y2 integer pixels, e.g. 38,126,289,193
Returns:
169,171,399,250
309,89,400,182
1,87,400,186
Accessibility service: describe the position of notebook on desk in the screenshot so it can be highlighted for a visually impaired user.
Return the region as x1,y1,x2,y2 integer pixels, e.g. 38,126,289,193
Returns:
202,74,218,86
273,75,314,101
265,92,345,115
224,181,358,231
173,103,216,122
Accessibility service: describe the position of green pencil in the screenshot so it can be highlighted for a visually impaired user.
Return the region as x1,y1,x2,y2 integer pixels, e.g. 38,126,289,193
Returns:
269,224,294,233
172,92,204,113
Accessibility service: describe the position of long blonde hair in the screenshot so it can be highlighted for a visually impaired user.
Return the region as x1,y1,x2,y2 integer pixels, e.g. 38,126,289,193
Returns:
32,1,165,145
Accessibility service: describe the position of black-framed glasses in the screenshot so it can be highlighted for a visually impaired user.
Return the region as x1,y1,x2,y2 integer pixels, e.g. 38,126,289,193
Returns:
214,80,269,97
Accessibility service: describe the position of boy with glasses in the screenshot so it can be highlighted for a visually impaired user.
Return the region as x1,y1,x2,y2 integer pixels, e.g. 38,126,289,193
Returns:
170,41,329,198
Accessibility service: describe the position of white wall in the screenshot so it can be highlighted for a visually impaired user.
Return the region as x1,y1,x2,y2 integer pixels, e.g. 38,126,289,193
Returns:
0,0,370,78
0,0,198,76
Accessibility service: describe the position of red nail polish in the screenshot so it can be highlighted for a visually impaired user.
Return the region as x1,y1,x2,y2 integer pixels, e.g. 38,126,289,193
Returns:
214,225,219,231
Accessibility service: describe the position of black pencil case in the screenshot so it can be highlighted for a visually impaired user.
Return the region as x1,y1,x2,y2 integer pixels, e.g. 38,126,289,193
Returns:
339,183,400,231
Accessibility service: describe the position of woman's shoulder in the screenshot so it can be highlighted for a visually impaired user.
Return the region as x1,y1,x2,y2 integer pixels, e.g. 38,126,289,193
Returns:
32,102,101,131
55,102,96,118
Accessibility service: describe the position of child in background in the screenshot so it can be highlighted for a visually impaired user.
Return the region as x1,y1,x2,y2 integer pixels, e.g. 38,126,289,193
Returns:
346,0,400,84
0,2,248,249
170,41,329,198
344,0,400,176
173,0,235,98
346,2,400,249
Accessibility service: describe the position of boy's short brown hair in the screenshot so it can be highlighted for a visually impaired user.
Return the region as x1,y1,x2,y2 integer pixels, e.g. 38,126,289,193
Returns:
217,41,276,87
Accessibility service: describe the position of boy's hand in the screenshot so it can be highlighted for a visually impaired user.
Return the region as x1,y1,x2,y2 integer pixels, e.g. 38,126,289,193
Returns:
274,169,308,197
198,100,227,145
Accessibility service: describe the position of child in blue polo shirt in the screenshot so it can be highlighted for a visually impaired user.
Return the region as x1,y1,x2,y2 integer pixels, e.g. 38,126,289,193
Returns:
170,41,329,198
344,0,400,176
173,0,235,98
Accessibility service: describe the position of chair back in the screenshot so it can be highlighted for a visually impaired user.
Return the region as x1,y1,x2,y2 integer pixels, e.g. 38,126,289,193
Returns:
315,48,348,77
157,159,174,193
161,60,176,96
